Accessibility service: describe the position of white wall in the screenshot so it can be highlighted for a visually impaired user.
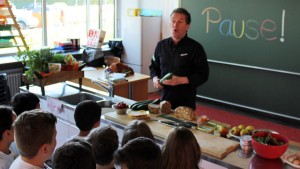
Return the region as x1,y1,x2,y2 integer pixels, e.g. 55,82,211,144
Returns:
116,0,180,39
160,0,180,39
140,0,180,39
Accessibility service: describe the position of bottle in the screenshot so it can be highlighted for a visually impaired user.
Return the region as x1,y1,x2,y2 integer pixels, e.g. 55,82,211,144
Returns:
104,67,112,79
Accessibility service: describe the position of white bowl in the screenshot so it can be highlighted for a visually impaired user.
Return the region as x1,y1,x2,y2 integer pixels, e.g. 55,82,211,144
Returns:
112,104,128,115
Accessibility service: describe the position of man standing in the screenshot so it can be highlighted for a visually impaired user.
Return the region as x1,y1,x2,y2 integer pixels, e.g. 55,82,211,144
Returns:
149,8,209,110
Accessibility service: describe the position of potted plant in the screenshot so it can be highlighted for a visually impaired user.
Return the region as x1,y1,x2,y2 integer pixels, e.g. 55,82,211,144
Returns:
16,48,53,81
16,48,84,82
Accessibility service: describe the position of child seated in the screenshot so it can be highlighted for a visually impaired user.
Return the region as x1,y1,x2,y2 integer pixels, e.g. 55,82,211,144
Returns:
9,109,57,169
86,126,118,169
0,106,18,169
52,137,96,169
121,120,155,146
11,92,40,116
74,100,102,138
162,126,201,169
114,137,162,169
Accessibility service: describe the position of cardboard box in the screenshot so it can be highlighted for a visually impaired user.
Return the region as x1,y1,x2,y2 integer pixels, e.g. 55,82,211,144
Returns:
86,29,106,48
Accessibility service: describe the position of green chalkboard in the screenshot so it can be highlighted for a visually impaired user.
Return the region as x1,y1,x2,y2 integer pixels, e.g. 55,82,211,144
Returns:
181,0,300,73
180,0,300,119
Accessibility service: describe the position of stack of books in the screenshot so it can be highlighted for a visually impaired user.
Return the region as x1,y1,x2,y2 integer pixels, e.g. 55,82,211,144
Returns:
53,41,74,53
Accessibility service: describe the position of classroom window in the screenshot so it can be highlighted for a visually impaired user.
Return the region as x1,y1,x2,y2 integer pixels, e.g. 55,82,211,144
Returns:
0,0,115,55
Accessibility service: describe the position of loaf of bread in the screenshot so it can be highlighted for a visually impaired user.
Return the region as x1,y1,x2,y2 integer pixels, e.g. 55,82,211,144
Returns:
160,100,172,114
174,106,196,121
109,63,134,76
148,103,160,114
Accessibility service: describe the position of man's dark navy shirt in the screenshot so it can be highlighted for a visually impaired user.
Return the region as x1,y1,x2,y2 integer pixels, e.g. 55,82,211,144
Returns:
149,35,209,110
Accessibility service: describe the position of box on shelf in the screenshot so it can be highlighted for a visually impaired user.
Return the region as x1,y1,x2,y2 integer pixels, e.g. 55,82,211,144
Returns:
48,63,61,73
127,8,141,16
127,8,162,17
86,28,106,48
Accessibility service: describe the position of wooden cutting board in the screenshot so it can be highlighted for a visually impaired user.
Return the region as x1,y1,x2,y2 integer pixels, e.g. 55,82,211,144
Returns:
104,111,239,159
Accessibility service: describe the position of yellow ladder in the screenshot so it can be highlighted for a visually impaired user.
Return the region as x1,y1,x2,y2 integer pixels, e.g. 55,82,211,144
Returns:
0,0,28,51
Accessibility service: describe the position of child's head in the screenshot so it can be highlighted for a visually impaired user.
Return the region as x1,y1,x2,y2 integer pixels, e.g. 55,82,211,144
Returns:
162,126,201,169
74,100,102,132
121,120,155,146
52,137,96,169
11,92,40,116
87,126,118,167
0,106,16,143
13,109,57,160
114,137,162,169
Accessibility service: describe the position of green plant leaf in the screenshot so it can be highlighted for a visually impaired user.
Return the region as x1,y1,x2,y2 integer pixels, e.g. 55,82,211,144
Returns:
15,48,55,81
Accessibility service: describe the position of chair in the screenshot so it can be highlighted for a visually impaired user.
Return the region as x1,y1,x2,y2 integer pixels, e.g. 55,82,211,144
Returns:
105,56,120,66
0,73,11,105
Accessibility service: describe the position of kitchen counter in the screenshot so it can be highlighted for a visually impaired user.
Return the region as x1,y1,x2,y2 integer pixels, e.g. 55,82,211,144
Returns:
103,111,300,169
20,82,300,169
20,66,150,100
70,67,150,101
19,82,133,149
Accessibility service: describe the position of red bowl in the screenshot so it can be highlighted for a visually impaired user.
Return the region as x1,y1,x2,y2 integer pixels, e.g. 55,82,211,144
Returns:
251,131,289,159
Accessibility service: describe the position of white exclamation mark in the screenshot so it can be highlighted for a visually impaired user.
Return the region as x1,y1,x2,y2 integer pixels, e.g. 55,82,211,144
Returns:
280,10,285,42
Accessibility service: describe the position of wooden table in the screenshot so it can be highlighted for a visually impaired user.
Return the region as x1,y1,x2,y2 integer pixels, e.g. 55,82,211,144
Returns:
22,71,84,96
72,68,150,101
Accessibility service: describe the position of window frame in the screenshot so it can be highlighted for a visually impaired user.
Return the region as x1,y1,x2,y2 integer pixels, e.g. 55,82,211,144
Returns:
0,0,117,57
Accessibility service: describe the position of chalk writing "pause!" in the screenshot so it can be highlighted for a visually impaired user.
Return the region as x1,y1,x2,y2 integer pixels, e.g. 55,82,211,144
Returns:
201,7,285,42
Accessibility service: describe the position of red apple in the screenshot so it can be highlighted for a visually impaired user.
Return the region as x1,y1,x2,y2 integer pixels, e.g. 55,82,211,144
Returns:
218,126,229,136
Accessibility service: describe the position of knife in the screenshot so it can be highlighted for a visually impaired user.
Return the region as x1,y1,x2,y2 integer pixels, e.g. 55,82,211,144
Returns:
157,120,192,128
158,114,197,127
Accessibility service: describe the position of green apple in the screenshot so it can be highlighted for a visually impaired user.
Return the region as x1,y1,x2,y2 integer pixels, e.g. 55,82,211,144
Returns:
240,129,250,136
238,124,246,130
246,125,255,134
231,126,241,136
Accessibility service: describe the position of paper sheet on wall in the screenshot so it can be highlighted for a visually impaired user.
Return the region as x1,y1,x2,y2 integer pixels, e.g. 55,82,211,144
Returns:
47,97,63,114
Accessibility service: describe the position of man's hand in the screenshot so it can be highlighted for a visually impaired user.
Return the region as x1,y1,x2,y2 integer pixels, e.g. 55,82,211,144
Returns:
162,75,189,86
153,76,163,89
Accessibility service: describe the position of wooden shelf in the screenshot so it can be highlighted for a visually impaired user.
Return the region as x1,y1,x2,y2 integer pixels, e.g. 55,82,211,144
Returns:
0,0,28,51
0,24,11,31
0,44,23,48
22,71,84,96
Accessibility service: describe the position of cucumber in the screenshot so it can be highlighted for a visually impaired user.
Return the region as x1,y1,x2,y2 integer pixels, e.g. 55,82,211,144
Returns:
136,104,149,110
130,104,140,110
130,99,156,110
130,103,137,109
160,73,173,83
130,100,153,109
131,100,153,110
151,98,160,104
129,100,153,109
131,103,148,111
